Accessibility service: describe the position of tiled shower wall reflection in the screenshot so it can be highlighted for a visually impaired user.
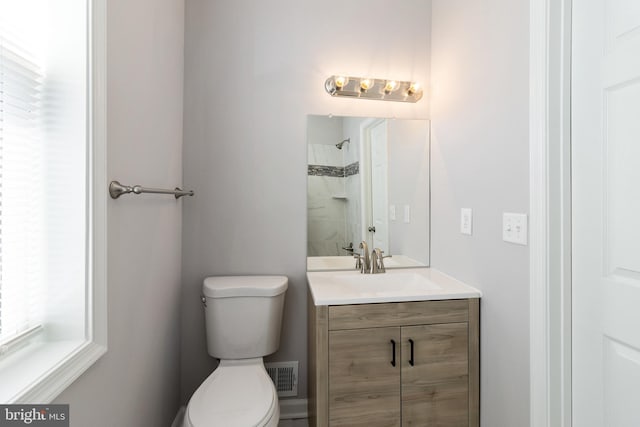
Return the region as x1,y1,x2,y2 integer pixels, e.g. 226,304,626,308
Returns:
307,143,360,256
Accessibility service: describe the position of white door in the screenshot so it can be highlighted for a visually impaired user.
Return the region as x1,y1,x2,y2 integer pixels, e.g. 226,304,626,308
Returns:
572,0,640,425
370,120,389,252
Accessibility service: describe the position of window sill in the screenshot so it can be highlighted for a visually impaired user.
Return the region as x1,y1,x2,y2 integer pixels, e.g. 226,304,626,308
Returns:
0,340,106,403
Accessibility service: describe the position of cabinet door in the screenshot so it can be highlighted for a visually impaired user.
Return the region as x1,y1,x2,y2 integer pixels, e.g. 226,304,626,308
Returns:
401,323,469,427
329,327,401,427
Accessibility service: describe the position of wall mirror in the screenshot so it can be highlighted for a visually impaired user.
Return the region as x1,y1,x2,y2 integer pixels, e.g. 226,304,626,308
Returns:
307,115,430,271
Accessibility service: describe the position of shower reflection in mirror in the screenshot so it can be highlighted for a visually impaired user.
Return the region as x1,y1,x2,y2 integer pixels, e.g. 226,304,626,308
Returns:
306,115,430,271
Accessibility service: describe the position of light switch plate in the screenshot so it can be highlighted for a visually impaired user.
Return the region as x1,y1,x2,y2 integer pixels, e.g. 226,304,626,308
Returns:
503,212,528,245
460,208,472,235
403,205,411,223
389,205,396,221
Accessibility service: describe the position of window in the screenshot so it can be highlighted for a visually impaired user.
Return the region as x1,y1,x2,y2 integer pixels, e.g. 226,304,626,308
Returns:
0,0,106,402
0,13,46,353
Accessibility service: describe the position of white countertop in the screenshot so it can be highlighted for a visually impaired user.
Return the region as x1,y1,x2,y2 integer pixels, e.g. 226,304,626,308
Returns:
307,267,482,306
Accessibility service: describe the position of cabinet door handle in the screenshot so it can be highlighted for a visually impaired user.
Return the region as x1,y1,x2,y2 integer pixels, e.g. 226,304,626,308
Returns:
390,339,396,367
408,339,415,366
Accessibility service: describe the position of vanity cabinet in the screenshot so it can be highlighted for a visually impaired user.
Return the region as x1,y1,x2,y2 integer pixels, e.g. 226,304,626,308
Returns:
308,298,479,427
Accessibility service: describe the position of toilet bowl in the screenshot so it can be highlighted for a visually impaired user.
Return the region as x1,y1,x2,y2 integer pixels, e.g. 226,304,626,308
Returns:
183,276,288,427
183,359,279,427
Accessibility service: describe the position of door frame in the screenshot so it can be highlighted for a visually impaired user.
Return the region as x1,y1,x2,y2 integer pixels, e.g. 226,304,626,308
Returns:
529,0,573,426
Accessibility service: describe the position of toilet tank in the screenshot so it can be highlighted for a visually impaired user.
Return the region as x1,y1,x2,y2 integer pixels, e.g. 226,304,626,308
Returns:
202,276,288,359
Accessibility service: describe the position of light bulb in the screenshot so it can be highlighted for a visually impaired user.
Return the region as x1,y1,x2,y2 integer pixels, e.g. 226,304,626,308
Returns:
384,80,398,94
334,76,349,89
360,78,375,92
407,82,422,96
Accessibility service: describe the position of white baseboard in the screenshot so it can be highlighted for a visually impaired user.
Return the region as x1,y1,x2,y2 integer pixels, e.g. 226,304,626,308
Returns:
172,406,186,427
279,398,308,419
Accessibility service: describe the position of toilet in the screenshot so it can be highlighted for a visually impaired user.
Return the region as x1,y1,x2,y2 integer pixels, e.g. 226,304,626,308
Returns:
183,275,288,427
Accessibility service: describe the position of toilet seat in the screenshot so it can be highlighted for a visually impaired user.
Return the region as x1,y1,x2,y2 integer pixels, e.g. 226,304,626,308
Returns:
184,359,279,427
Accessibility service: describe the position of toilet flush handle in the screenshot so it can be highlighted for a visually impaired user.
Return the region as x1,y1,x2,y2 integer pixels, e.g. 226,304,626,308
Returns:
201,295,207,307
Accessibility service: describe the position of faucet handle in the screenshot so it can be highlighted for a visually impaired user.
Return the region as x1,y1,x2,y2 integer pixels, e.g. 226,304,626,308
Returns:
380,255,392,272
353,253,363,271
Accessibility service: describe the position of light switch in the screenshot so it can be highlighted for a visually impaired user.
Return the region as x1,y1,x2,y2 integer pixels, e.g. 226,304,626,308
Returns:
389,205,396,221
403,205,411,223
460,208,472,235
503,212,528,245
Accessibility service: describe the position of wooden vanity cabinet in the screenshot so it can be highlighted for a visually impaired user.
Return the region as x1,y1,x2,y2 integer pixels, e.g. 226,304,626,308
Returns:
308,297,479,427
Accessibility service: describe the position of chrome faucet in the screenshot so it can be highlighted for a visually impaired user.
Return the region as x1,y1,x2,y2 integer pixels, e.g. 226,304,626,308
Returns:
354,241,371,273
354,242,393,274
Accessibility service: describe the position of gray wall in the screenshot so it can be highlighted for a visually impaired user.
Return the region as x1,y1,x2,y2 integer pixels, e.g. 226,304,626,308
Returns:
181,0,432,403
430,1,530,426
54,0,185,425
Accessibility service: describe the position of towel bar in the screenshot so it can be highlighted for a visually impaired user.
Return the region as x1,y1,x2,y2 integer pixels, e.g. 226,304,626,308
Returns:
109,180,194,199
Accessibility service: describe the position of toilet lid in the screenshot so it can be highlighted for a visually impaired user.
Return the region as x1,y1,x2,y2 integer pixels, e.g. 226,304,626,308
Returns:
187,364,276,427
203,275,288,298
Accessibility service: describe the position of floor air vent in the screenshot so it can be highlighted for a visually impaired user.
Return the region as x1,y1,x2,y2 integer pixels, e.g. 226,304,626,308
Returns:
265,361,298,397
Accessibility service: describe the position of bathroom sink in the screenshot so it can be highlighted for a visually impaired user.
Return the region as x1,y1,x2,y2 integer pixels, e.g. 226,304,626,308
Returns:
307,267,482,305
332,272,440,294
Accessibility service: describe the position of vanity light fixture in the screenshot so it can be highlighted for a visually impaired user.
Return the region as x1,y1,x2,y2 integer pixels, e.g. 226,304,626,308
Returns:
324,75,423,103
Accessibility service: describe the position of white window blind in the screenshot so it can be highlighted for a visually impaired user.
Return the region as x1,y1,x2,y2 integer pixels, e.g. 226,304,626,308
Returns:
0,32,45,347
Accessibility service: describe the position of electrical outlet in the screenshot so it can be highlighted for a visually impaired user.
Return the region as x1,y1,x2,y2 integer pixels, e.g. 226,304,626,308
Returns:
503,212,528,245
460,208,472,235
